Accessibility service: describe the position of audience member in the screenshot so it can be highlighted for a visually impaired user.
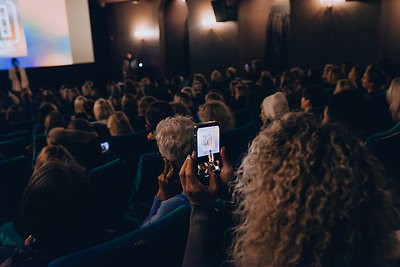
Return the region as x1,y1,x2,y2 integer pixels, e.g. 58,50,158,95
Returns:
260,92,289,128
107,111,134,136
145,101,174,141
198,100,235,131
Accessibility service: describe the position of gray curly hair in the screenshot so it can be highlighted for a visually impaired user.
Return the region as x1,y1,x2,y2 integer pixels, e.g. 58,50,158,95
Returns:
155,115,196,166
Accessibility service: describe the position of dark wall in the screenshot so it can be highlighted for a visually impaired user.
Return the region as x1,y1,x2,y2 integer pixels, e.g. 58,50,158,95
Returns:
289,0,381,70
380,0,400,64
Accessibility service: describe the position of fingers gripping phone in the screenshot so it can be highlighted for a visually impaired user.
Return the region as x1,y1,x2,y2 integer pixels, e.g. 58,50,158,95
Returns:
194,121,221,184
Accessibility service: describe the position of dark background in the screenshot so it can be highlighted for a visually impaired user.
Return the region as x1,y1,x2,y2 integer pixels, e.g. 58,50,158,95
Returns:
1,0,399,89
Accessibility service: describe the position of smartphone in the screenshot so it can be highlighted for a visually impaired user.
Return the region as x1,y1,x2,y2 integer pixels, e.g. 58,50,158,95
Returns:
100,141,109,152
245,64,249,68
194,121,221,184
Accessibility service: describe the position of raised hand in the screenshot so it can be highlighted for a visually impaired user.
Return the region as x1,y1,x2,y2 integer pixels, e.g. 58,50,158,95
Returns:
156,158,182,201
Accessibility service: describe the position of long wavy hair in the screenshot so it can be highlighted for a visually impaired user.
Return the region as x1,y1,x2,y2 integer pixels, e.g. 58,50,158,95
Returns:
232,112,398,267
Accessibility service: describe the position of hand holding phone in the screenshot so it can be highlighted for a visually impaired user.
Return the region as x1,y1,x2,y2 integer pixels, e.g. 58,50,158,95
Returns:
194,122,221,184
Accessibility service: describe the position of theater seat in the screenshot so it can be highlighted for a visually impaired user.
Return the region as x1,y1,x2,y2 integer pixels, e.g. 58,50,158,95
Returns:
6,120,33,133
48,205,191,267
0,137,27,159
125,152,164,226
0,155,31,225
221,122,260,167
85,158,129,228
0,130,30,142
366,122,400,178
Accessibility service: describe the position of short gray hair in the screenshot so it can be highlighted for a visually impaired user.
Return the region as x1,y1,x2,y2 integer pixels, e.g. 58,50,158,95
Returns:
155,115,196,166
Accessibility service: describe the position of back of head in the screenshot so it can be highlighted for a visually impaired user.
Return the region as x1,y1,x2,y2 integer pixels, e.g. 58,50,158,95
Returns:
155,115,196,166
74,96,87,114
364,64,386,91
68,118,92,132
233,112,397,266
205,91,225,103
327,66,342,85
93,98,115,121
145,101,174,132
174,92,193,107
37,102,58,124
122,93,137,113
45,111,65,134
107,111,134,136
138,95,156,116
261,92,289,120
333,79,357,94
34,145,82,173
324,90,364,133
170,101,192,117
6,105,23,122
302,85,326,108
386,77,400,122
198,100,235,131
19,161,100,250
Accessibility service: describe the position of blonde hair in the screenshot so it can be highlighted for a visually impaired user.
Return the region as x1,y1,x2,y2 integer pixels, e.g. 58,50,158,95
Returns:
93,98,115,121
107,111,133,136
34,145,83,173
198,100,235,131
232,112,398,266
386,77,400,122
74,96,87,114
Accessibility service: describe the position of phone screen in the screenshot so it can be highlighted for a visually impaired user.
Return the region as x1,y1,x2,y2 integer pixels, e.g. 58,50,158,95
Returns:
100,141,109,152
195,123,221,180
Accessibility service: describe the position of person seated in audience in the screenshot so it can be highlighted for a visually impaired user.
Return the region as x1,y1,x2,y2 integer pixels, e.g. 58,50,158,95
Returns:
141,115,195,227
84,98,95,121
387,77,400,124
36,102,58,124
145,101,174,141
174,91,193,110
333,79,357,95
205,91,225,103
109,93,122,111
348,65,364,90
302,67,322,88
47,124,101,169
33,145,84,173
91,98,115,141
5,105,23,123
326,66,343,91
198,100,235,131
322,90,366,138
260,92,289,128
72,95,88,120
0,161,105,266
121,93,138,127
322,63,334,82
67,118,93,132
256,74,276,96
44,111,65,135
362,64,393,136
107,111,134,136
180,112,400,267
278,71,296,90
135,96,156,131
169,101,192,117
301,85,327,120
225,66,238,82
281,84,301,111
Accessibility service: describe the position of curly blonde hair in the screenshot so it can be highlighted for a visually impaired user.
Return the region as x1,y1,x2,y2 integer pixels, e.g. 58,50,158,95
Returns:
232,112,398,267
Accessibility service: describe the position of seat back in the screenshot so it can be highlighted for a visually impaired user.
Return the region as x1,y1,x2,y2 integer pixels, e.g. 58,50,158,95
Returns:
0,130,30,142
0,155,31,225
221,122,259,167
7,120,33,133
86,158,130,226
0,137,26,159
129,152,164,208
48,205,191,267
366,122,400,176
107,131,154,162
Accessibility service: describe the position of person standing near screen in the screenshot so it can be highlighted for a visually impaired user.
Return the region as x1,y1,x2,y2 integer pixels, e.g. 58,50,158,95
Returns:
8,58,29,94
122,52,138,80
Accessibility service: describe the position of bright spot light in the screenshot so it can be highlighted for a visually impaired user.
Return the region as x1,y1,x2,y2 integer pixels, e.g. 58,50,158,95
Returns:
320,0,345,7
201,15,217,29
139,62,143,67
134,28,159,39
181,0,186,2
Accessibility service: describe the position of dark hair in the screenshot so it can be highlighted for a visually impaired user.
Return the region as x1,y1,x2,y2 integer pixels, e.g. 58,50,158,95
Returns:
282,84,301,111
19,161,101,249
12,58,18,65
145,101,174,132
302,85,326,108
138,96,156,116
6,105,23,122
68,118,92,132
366,64,386,90
34,145,82,173
44,111,65,135
36,102,58,124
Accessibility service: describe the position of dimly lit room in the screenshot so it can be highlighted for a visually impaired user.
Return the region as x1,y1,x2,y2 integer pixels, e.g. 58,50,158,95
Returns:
0,0,400,265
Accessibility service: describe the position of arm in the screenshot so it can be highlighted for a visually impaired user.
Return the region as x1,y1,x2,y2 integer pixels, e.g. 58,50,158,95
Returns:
183,204,217,267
